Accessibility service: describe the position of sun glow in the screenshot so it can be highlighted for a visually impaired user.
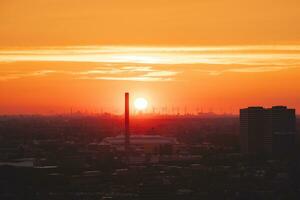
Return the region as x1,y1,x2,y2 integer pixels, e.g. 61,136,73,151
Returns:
134,97,148,111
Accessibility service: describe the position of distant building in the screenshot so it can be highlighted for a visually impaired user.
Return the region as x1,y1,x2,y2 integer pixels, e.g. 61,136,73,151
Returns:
240,106,296,155
101,135,179,155
240,107,266,154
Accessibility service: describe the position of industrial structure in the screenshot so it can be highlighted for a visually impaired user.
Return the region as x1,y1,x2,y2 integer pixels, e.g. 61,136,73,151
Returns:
125,92,130,155
100,92,179,159
101,134,179,155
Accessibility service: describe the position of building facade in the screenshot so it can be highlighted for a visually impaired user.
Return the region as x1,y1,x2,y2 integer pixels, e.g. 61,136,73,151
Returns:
240,106,296,155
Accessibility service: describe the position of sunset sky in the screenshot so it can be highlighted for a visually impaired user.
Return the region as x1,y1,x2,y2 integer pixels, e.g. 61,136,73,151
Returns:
1,0,300,114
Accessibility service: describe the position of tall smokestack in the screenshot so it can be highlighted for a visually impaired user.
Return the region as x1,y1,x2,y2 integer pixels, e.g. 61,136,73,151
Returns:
125,92,130,153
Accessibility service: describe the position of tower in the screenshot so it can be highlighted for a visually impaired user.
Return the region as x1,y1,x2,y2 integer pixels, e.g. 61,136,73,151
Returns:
125,92,130,154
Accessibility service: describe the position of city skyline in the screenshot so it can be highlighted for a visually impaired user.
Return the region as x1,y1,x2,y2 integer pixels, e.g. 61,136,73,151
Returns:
2,1,300,199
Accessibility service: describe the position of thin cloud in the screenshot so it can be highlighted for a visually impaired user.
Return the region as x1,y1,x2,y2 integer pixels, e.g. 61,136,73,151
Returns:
197,66,290,76
1,45,300,81
144,71,179,77
0,45,300,66
73,66,154,75
78,76,173,82
228,66,286,73
75,66,179,81
0,70,56,81
73,69,124,75
0,66,179,82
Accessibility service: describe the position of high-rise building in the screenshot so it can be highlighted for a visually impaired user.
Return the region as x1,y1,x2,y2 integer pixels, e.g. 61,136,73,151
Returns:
240,106,266,154
266,106,296,155
240,106,296,155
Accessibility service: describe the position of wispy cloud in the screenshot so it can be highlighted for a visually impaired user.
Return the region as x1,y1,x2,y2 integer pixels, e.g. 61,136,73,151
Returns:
1,45,300,81
197,66,290,76
0,65,179,82
79,76,173,82
1,45,300,66
228,66,286,73
144,70,179,77
0,70,56,81
74,66,178,82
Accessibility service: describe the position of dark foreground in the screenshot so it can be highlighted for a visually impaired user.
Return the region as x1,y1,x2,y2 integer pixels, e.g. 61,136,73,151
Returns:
0,115,300,199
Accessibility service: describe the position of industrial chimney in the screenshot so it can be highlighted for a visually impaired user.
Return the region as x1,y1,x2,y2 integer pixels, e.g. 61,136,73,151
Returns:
125,92,130,154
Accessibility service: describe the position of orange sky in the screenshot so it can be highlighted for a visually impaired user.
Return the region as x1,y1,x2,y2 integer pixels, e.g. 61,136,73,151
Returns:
1,0,300,114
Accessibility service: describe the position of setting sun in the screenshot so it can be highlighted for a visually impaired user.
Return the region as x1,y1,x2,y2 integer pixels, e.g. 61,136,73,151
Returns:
134,97,148,111
1,0,300,115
